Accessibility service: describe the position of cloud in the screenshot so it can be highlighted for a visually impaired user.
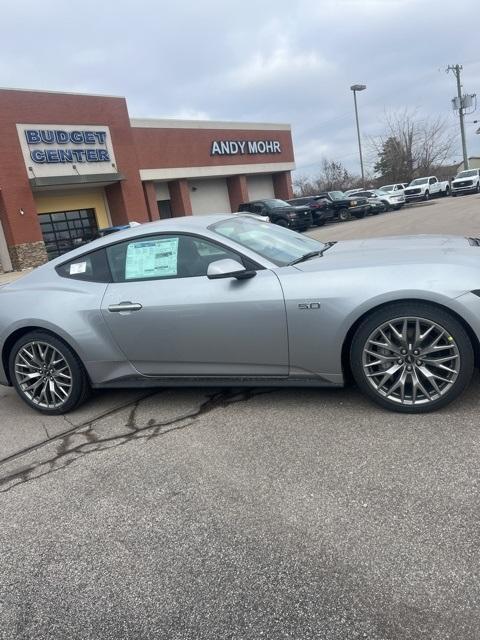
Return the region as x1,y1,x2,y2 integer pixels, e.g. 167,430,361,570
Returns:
0,0,478,176
231,47,332,90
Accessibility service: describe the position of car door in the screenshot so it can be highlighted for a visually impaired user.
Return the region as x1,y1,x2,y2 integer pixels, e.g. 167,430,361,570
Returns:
429,177,439,194
101,232,288,377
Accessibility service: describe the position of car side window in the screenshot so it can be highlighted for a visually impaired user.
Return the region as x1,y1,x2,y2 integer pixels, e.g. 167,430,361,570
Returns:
56,249,111,282
106,234,246,283
429,177,436,184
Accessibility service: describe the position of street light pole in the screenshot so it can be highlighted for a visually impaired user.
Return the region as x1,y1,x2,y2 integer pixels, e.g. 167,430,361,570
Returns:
350,84,366,187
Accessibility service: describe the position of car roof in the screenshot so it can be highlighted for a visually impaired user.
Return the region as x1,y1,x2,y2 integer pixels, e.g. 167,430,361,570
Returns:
45,214,237,267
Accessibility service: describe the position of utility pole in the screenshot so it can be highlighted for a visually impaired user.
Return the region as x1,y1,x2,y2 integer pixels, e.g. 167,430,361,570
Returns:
447,64,469,170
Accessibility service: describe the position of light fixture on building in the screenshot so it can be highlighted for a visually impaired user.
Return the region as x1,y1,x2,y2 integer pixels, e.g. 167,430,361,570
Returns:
191,186,198,192
19,208,25,216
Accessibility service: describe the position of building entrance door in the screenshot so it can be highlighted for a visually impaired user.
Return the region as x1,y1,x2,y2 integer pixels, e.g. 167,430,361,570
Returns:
157,199,172,219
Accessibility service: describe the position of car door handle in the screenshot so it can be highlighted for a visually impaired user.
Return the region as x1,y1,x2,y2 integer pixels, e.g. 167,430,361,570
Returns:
108,302,143,313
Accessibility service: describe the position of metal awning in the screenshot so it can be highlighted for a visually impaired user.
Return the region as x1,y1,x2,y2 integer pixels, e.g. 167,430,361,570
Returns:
29,172,124,190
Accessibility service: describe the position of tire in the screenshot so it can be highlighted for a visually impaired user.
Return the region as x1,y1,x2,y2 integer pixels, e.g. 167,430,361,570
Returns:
444,186,450,197
8,331,90,415
275,219,288,228
338,208,351,222
381,201,392,211
476,183,480,193
424,191,430,201
350,302,474,413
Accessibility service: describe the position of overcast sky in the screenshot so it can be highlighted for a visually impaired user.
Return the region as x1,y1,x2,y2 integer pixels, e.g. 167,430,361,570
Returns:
2,0,479,177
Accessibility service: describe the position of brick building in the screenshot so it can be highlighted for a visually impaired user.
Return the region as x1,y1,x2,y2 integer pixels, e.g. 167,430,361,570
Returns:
0,88,295,272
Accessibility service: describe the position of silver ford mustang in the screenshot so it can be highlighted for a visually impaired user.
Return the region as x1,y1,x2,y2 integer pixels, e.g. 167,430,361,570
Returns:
1,214,480,415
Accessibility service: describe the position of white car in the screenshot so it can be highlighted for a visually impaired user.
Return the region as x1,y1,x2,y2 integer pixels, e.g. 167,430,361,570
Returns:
451,169,480,196
378,183,409,197
404,177,450,201
349,189,405,211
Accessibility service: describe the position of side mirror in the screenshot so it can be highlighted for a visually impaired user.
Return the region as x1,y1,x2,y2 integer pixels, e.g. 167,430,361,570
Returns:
207,258,256,280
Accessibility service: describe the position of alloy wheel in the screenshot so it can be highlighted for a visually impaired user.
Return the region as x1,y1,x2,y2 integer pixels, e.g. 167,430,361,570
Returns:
14,341,73,409
362,317,460,406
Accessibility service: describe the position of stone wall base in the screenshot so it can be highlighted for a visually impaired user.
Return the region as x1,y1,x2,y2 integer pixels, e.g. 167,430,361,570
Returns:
9,241,48,270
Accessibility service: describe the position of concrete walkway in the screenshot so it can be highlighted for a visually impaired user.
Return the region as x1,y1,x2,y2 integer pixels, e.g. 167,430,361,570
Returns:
0,269,32,286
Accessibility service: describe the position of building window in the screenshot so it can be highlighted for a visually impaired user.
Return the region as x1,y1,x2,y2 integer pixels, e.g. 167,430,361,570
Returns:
39,209,99,260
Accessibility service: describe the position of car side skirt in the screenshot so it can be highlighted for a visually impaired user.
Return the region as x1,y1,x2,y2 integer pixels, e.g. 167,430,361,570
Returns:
91,375,344,389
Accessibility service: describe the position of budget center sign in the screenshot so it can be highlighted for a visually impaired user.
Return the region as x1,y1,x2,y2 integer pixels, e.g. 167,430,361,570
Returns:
16,124,117,179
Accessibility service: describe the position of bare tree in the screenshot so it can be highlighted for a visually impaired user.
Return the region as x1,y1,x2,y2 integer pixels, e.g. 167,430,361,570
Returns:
294,158,362,196
372,109,457,183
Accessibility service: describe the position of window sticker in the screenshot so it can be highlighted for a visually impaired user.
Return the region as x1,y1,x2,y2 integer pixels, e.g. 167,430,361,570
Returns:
69,261,87,275
125,238,179,280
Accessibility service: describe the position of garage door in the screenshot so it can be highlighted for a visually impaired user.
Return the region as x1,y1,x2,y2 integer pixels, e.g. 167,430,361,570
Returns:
247,175,275,200
189,178,231,215
39,209,99,260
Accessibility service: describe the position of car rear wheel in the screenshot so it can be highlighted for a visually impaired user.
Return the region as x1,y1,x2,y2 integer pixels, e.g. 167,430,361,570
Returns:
9,331,90,415
350,303,474,413
338,208,351,222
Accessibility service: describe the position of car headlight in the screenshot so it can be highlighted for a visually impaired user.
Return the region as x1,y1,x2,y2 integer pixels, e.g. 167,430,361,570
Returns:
350,200,357,206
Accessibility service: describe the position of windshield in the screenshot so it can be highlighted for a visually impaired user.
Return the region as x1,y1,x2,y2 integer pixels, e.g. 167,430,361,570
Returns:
378,185,394,192
210,217,325,266
328,191,346,201
409,178,428,185
263,199,289,208
456,170,477,178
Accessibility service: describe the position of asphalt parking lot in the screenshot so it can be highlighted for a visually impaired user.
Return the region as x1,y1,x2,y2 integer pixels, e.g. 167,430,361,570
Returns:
1,193,480,639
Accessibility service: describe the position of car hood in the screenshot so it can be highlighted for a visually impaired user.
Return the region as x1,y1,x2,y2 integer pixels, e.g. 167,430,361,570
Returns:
452,177,476,183
294,235,473,271
293,205,312,213
347,197,368,205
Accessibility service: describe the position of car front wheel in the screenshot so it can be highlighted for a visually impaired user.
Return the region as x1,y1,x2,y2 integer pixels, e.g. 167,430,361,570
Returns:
9,331,90,415
350,303,474,413
338,208,351,222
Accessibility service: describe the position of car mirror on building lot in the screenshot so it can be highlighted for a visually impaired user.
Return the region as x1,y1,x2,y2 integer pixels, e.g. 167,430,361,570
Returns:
207,259,256,280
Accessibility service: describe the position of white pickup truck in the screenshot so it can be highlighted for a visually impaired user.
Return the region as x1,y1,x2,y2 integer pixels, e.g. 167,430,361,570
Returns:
451,168,480,196
403,176,450,201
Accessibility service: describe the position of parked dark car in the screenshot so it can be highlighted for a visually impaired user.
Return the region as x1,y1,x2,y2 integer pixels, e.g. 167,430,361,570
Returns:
316,191,369,222
287,196,335,226
96,222,142,238
238,199,312,231
346,190,389,215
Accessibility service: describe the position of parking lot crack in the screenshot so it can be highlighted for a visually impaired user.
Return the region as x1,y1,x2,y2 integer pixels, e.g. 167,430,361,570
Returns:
0,388,274,493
